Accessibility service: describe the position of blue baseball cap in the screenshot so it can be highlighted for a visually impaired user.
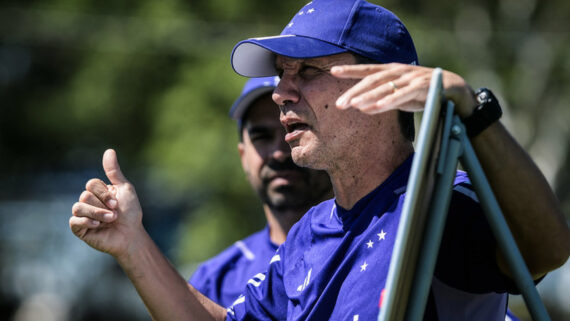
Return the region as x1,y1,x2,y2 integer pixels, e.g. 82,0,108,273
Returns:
229,76,280,125
231,0,418,77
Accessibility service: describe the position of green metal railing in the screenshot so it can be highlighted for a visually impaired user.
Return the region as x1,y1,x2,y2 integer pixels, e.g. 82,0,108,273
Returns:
378,69,551,321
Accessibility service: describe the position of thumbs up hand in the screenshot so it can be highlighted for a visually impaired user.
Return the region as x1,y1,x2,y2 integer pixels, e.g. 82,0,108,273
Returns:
70,149,145,258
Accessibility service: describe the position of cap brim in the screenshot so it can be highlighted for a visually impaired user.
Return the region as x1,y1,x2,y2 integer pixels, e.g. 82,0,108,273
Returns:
231,35,347,77
229,86,275,121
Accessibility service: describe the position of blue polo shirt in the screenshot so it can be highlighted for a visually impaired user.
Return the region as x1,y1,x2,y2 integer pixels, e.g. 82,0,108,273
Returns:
190,226,278,307
227,156,518,320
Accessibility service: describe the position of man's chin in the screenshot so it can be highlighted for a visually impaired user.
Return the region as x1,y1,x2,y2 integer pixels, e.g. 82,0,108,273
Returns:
291,147,324,170
269,177,297,188
266,190,307,208
291,147,305,165
267,185,300,198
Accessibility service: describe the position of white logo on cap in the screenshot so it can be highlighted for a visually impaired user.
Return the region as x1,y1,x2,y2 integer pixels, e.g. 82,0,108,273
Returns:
272,76,280,86
251,34,296,41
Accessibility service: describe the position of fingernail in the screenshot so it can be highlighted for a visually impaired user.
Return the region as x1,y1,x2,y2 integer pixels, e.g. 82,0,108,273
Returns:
92,220,100,226
337,96,348,109
351,97,362,106
107,199,117,209
331,66,342,73
104,212,115,221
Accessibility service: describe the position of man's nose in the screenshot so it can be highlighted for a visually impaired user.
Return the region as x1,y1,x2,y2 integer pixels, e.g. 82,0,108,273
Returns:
272,74,300,107
270,138,291,162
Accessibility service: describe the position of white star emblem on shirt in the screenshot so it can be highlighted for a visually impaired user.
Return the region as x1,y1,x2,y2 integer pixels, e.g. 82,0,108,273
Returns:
377,230,387,240
366,240,374,248
287,22,294,28
298,11,304,15
360,261,368,272
307,8,315,13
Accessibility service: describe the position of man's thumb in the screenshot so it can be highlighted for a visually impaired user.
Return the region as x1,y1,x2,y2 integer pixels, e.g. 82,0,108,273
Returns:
103,149,128,185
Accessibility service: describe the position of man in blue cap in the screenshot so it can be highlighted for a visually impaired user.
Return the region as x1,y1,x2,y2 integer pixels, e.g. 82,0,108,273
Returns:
70,0,569,320
189,76,332,307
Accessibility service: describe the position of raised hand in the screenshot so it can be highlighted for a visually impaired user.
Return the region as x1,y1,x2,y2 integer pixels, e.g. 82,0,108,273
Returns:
331,63,477,117
70,149,144,258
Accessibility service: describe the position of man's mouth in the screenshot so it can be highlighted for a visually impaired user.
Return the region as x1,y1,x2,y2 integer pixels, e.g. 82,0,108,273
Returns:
265,170,304,186
286,122,310,133
282,118,311,143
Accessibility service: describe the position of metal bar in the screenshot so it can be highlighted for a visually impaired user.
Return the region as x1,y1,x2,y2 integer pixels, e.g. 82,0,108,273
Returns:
436,102,455,175
379,68,551,321
405,127,462,321
457,119,551,321
378,69,444,321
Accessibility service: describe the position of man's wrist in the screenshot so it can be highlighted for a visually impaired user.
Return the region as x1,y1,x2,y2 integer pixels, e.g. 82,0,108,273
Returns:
461,88,503,138
115,229,154,269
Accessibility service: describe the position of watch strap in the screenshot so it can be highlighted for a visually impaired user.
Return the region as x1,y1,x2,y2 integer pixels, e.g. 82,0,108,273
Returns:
462,88,502,138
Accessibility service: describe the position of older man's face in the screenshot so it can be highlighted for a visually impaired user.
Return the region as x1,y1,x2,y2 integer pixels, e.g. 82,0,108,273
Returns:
273,53,385,171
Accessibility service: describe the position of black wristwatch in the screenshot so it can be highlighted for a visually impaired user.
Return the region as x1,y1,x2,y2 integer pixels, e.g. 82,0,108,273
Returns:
462,88,503,138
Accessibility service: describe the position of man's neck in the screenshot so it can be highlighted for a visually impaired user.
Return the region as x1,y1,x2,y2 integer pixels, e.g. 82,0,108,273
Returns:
263,206,303,245
263,191,332,245
331,145,413,210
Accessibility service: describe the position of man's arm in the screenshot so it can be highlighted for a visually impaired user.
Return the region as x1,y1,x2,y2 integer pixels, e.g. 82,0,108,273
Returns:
464,120,569,278
435,70,569,279
70,149,227,321
116,227,226,321
331,63,570,278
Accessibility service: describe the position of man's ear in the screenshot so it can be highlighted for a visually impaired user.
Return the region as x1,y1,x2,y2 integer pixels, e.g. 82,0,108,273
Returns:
238,142,248,172
238,142,245,157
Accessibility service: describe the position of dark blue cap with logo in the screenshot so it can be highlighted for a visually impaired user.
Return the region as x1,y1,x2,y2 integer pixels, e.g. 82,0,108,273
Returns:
229,76,280,129
231,0,418,77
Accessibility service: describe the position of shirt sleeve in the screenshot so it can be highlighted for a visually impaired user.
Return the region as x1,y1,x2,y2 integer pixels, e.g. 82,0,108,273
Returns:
188,263,212,298
434,182,519,294
226,249,288,321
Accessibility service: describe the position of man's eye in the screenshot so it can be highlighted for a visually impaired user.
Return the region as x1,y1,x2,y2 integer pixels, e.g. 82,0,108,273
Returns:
250,134,271,142
299,66,327,79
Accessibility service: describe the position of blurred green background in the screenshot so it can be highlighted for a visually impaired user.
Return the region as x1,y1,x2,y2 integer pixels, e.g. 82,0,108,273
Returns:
0,0,568,320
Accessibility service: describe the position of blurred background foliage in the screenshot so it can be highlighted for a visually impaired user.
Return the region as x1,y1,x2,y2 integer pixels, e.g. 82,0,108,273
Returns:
0,0,568,320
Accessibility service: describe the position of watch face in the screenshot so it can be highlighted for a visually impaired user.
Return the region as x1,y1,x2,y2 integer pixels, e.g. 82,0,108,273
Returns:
476,88,492,104
477,91,489,103
466,88,502,137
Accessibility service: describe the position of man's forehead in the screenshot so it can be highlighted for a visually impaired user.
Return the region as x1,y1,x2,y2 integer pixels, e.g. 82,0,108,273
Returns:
275,53,355,68
243,114,282,136
242,95,280,127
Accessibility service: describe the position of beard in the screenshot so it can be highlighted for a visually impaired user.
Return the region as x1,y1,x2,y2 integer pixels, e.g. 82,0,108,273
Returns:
257,158,331,211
